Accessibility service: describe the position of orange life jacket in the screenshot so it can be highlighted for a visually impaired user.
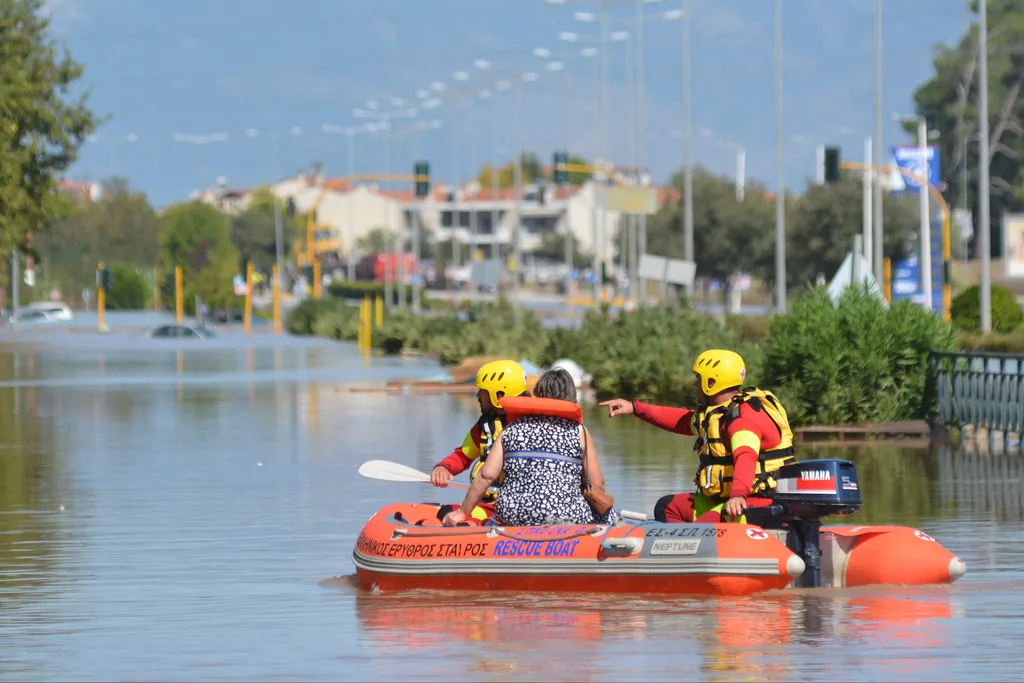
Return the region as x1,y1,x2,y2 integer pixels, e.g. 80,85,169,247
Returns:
499,396,584,424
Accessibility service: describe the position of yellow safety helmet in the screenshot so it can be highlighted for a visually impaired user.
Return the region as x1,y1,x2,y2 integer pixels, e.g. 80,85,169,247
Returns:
475,359,528,408
693,349,747,396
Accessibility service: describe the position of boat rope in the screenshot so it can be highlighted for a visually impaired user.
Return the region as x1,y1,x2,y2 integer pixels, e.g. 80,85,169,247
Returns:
598,519,660,544
390,526,605,542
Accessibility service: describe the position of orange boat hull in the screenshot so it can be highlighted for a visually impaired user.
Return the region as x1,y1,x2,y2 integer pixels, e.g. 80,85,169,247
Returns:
820,525,967,588
351,503,967,595
353,503,805,596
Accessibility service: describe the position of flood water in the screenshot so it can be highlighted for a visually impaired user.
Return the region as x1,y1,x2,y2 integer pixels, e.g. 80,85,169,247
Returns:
1,316,1021,681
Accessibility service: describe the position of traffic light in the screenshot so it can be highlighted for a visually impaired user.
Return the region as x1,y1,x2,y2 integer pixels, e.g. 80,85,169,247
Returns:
823,146,841,184
414,161,430,198
553,151,569,185
97,265,112,290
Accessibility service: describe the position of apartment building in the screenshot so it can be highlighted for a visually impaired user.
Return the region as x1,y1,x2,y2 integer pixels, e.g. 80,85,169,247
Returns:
191,167,676,278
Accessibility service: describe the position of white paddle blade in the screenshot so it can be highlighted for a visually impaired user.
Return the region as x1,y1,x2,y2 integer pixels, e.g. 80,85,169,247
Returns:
358,460,432,483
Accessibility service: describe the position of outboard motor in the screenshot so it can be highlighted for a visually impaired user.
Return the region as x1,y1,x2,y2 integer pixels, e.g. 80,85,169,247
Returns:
743,459,863,589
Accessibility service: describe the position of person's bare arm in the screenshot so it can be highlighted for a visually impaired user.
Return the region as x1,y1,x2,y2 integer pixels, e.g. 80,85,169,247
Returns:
581,426,605,490
457,439,504,516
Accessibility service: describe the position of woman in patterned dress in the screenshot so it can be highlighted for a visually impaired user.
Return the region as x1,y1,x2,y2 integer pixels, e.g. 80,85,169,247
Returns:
442,368,614,527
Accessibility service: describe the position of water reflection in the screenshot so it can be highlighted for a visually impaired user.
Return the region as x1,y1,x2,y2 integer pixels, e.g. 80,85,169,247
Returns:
936,445,1024,523
0,381,65,623
352,587,967,681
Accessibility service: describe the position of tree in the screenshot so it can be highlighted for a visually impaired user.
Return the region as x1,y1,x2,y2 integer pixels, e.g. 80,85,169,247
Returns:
0,0,99,255
35,177,159,299
564,154,594,185
158,201,240,313
910,0,1024,255
229,186,299,271
105,265,151,310
786,176,918,290
644,167,778,286
476,152,568,189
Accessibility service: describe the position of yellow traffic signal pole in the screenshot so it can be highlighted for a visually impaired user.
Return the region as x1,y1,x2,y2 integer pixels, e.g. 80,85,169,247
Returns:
96,262,106,332
304,172,429,302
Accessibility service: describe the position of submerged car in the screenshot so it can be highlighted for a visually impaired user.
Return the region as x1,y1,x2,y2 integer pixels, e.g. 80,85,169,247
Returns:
9,308,61,324
26,301,74,321
148,323,216,339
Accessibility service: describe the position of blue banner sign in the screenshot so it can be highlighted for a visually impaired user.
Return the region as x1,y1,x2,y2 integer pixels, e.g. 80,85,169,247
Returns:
890,145,941,194
891,218,944,313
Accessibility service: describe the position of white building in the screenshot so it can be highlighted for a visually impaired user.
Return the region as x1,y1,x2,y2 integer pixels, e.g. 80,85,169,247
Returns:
192,169,676,272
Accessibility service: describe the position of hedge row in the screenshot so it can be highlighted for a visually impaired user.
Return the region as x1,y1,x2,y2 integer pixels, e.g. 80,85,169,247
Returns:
286,285,960,427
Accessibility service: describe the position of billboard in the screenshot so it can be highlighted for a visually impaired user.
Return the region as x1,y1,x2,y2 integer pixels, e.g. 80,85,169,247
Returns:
1006,213,1024,280
600,186,658,215
889,145,941,195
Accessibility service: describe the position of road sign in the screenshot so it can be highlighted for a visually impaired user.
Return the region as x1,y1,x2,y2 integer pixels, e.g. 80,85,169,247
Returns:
889,145,941,194
638,254,695,288
600,186,658,214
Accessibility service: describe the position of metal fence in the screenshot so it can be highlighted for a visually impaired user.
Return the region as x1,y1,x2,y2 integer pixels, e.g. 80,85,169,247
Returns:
929,350,1023,441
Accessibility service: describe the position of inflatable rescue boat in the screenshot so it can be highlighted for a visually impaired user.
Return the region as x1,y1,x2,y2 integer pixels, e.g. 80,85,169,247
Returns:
352,459,967,596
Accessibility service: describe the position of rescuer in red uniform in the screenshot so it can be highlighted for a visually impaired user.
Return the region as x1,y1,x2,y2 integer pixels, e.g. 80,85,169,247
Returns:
600,349,796,523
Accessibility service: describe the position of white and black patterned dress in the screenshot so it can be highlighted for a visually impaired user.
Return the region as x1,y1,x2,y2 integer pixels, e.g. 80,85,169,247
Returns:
494,415,613,526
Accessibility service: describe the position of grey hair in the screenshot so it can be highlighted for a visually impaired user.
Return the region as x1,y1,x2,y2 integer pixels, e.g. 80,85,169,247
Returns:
533,368,577,403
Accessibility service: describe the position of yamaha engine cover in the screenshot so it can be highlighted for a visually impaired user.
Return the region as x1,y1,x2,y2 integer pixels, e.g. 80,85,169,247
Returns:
772,459,863,519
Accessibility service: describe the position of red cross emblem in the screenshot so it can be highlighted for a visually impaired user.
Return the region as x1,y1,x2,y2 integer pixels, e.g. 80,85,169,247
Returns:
746,528,769,540
913,530,935,542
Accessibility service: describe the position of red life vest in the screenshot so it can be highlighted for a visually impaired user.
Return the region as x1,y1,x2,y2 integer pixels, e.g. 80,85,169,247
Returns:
499,396,584,424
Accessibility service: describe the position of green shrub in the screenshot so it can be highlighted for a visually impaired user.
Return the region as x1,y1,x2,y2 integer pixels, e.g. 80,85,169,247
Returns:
395,300,550,366
951,284,1023,333
105,265,151,310
957,329,1024,353
312,309,359,340
566,305,758,405
288,286,969,427
725,314,774,341
760,284,958,427
285,298,347,335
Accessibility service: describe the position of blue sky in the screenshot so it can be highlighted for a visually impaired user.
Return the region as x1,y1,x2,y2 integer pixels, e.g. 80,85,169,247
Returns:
46,0,970,208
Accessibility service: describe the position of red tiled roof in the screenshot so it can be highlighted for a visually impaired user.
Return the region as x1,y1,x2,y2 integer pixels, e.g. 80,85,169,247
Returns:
302,174,674,207
58,179,97,201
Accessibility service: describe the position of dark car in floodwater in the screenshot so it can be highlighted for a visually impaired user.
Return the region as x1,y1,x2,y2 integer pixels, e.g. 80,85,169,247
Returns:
148,323,216,339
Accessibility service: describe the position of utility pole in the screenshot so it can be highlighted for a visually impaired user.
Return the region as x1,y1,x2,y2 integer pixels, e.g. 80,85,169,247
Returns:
681,0,694,267
873,0,884,282
774,0,786,313
918,118,932,311
978,0,992,333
